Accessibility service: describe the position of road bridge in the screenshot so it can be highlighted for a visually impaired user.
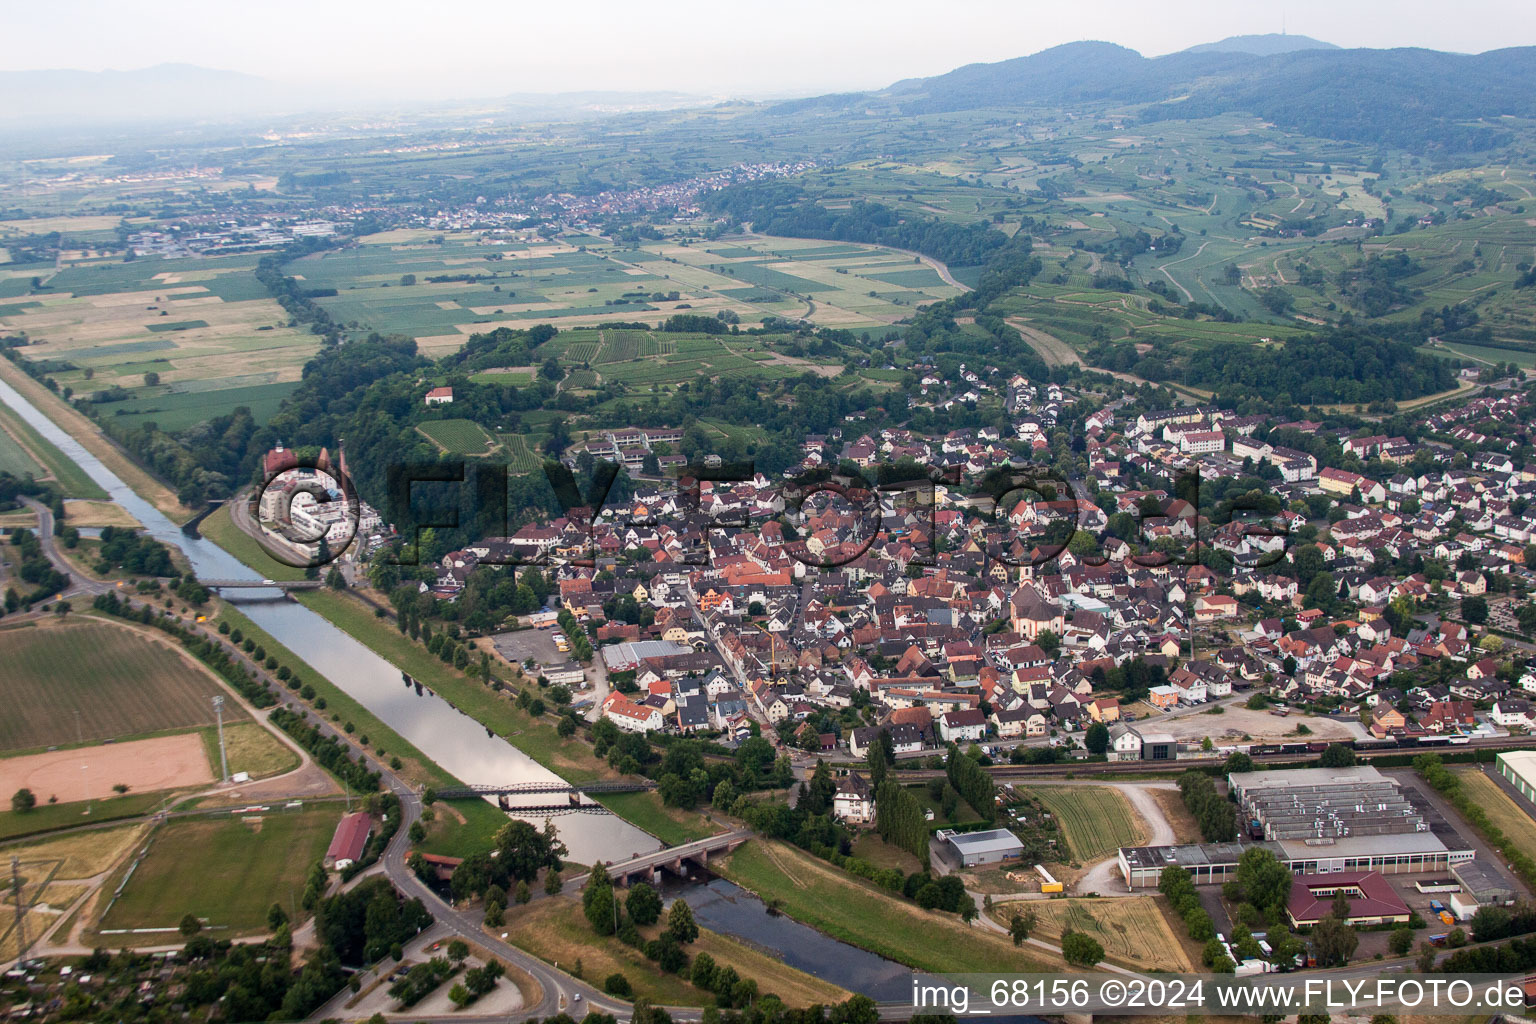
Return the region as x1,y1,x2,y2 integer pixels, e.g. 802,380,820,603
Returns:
571,829,752,887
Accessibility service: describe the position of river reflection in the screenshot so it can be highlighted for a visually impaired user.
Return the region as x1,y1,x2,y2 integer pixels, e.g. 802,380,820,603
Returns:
0,377,660,866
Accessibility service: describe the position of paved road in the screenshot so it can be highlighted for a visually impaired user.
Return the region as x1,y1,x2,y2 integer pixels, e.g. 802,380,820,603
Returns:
23,496,112,599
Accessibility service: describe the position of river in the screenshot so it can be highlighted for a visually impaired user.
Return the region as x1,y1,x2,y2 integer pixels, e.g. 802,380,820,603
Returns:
669,875,926,1001
3,377,1027,1003
0,376,659,867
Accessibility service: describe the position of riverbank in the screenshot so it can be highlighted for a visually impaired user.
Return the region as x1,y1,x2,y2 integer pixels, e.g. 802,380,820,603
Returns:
211,601,456,792
714,839,1053,974
0,358,189,521
500,893,851,1008
294,588,611,781
197,503,307,582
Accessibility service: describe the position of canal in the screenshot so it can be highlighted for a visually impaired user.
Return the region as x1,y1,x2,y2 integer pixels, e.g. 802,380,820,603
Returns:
0,376,659,867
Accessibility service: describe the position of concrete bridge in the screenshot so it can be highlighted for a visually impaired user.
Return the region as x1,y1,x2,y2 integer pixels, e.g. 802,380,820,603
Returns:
573,829,753,888
435,780,656,799
200,578,324,590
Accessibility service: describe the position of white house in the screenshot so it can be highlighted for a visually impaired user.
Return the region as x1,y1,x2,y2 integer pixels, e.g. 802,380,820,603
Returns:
603,696,664,733
938,709,987,743
1108,723,1142,761
1491,699,1534,729
832,773,876,825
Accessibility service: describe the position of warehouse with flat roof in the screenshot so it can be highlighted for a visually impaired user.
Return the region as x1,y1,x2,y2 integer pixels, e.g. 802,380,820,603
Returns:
1496,750,1536,809
939,828,1025,867
1120,765,1475,888
1230,765,1426,841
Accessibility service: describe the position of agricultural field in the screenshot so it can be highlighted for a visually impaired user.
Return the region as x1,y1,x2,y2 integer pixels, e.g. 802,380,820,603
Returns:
95,806,338,940
1020,786,1147,864
0,251,319,427
418,417,496,455
0,619,246,752
992,896,1192,972
274,230,962,352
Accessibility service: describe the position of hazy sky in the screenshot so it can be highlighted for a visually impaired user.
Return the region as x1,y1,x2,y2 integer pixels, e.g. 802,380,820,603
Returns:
5,0,1534,98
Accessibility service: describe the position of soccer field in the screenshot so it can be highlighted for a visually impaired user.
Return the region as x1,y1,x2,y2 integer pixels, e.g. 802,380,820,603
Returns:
97,806,338,938
0,619,246,752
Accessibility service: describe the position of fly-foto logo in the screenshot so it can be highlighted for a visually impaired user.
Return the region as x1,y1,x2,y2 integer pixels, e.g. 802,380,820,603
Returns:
255,457,1292,576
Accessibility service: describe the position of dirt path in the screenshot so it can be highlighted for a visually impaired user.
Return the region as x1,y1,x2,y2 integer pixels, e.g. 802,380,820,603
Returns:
1003,317,1083,369
1074,781,1178,896
1156,239,1211,303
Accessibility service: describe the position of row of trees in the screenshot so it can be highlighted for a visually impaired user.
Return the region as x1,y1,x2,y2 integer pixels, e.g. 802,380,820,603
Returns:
874,779,931,867
1178,770,1238,842
945,745,995,825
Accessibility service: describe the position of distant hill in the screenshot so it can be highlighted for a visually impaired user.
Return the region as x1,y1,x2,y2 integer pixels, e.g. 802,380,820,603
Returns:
784,42,1536,152
1182,33,1339,55
0,66,712,128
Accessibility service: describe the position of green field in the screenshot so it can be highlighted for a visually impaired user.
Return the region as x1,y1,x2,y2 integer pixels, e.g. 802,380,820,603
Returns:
0,620,246,752
97,806,337,937
0,790,166,843
96,380,300,430
1020,785,1145,863
416,796,516,859
0,424,45,478
0,400,109,498
418,417,495,455
198,722,300,780
591,790,717,845
716,839,1045,973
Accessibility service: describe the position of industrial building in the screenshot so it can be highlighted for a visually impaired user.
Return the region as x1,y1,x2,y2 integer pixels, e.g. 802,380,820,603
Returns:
1231,766,1427,842
1118,766,1475,888
1496,750,1536,810
1452,858,1517,906
939,828,1025,867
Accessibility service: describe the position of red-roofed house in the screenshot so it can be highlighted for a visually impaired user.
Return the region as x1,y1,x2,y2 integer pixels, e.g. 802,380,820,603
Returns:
425,386,454,405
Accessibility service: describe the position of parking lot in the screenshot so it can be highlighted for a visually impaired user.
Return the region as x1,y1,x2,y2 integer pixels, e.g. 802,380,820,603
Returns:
490,627,569,669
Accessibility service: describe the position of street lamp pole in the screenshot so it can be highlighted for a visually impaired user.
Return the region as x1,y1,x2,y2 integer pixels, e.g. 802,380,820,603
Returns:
212,696,229,782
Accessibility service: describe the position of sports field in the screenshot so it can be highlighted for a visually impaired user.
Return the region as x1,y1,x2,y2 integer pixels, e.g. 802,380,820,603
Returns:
0,619,247,752
1020,786,1147,863
992,896,1192,971
97,806,338,939
0,733,213,802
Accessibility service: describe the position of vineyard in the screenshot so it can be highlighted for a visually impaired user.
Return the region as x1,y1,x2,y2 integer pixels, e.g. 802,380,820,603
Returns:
1021,786,1145,863
417,418,495,455
500,434,544,474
